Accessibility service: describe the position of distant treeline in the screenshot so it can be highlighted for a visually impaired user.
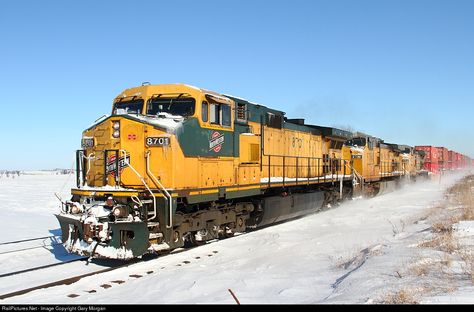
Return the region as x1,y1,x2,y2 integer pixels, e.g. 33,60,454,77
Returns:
57,169,75,175
0,169,74,178
0,170,21,178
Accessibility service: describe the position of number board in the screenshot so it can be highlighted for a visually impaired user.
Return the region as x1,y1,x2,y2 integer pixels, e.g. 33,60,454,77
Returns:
146,137,170,147
81,138,94,148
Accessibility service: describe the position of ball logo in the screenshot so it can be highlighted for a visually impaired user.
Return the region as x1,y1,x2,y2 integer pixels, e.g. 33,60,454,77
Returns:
209,131,224,153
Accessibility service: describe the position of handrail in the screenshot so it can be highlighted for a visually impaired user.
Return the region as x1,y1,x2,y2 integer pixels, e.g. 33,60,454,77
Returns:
262,154,350,185
344,162,363,186
76,150,97,187
82,153,95,182
76,150,85,187
145,151,173,229
94,114,108,123
120,150,157,222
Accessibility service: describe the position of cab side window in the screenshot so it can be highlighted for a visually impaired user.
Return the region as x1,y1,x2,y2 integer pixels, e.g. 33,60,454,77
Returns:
202,101,208,122
222,104,231,126
210,103,220,124
209,103,232,127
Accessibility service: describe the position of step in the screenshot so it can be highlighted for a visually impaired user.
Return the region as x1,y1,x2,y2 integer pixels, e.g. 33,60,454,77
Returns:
149,233,163,239
147,222,160,228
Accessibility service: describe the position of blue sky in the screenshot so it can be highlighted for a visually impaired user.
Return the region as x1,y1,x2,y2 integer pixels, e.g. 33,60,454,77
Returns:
0,0,473,170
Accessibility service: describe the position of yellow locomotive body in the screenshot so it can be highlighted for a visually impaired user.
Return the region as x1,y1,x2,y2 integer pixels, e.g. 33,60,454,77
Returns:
342,135,417,196
57,84,355,259
343,135,381,182
398,145,418,178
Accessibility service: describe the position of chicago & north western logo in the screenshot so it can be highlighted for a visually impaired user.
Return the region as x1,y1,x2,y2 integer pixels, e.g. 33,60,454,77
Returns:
209,131,224,153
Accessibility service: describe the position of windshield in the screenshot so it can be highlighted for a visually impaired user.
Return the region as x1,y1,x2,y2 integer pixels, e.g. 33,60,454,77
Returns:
113,99,144,115
147,97,195,117
345,138,366,147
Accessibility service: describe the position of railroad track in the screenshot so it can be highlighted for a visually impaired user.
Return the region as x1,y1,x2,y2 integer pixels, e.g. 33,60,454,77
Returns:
0,235,60,246
0,248,132,301
0,234,81,279
0,241,218,301
0,257,86,279
0,235,62,255
0,231,252,301
0,260,124,300
0,235,91,300
0,251,169,300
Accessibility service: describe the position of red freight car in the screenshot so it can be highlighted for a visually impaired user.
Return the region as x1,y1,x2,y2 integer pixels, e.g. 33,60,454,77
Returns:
454,152,462,169
447,150,454,171
462,155,472,168
436,147,449,171
415,146,439,173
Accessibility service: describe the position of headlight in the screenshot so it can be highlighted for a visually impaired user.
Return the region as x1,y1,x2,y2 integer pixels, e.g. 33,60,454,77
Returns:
113,206,128,218
112,121,120,138
71,204,83,214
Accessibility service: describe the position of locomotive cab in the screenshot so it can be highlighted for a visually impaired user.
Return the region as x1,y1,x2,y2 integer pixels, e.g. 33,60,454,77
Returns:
343,137,367,175
58,84,235,259
343,135,384,182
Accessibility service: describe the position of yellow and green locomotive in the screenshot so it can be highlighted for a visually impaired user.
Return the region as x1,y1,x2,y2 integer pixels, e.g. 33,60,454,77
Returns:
56,83,422,259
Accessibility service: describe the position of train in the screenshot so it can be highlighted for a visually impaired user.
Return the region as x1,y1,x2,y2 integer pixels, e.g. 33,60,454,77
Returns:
55,83,472,259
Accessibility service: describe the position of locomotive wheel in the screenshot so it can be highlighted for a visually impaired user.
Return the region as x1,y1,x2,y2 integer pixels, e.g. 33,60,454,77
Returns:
219,230,234,239
224,232,234,238
188,231,206,246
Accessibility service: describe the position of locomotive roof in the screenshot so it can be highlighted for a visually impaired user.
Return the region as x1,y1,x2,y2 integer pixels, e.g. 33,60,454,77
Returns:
386,143,413,153
224,94,286,120
118,84,351,140
352,132,383,142
398,144,414,153
305,125,353,140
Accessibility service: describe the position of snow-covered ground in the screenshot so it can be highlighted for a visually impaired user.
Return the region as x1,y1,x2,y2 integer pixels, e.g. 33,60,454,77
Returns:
0,171,473,304
0,171,75,242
